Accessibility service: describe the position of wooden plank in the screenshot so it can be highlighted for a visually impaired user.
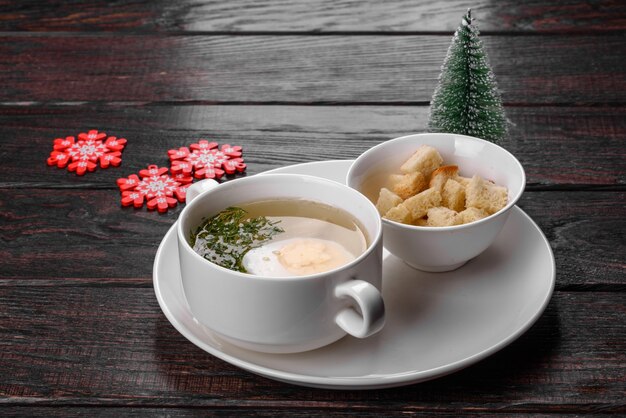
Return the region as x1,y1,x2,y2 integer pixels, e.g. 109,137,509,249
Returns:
0,287,624,413
0,105,624,187
0,189,623,288
0,1,624,33
0,35,624,104
0,408,619,418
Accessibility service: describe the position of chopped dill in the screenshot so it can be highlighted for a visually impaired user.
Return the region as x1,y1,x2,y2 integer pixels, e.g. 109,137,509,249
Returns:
190,207,284,273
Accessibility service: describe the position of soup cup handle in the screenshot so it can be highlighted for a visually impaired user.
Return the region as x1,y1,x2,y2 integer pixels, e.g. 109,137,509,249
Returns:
334,280,385,338
186,179,220,203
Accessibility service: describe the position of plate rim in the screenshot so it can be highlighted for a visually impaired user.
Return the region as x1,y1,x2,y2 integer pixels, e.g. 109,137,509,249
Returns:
153,160,556,389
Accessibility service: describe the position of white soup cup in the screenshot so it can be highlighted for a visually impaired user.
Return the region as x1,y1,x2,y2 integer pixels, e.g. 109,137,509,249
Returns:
177,174,385,353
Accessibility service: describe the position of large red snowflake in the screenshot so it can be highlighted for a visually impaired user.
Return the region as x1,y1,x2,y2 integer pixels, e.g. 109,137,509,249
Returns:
46,130,126,175
117,165,191,213
168,140,246,180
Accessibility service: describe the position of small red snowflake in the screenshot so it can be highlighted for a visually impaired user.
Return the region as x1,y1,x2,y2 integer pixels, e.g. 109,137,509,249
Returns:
168,140,246,180
46,130,127,176
117,165,187,213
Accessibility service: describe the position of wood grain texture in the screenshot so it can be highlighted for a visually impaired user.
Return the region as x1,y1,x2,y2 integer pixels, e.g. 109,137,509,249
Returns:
0,35,624,104
0,105,624,188
0,189,623,288
2,410,620,418
0,287,624,413
1,0,625,33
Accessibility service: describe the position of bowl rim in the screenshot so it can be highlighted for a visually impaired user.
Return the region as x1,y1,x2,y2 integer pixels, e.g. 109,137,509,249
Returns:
346,132,526,232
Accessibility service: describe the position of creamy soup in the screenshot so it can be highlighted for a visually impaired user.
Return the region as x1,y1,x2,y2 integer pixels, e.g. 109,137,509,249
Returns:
190,199,368,277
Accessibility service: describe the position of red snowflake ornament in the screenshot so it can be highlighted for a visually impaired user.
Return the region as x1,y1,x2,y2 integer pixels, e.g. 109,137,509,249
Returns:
46,130,127,175
117,165,187,213
168,140,246,180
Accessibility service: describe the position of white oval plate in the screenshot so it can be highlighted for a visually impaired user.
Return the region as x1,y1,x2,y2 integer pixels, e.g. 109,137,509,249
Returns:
153,160,555,389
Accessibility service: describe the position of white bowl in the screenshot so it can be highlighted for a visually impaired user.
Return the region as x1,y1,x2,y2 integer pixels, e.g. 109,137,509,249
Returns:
346,133,526,272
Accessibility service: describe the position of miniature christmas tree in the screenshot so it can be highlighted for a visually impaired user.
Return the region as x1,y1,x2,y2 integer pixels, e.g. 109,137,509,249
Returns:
428,9,507,143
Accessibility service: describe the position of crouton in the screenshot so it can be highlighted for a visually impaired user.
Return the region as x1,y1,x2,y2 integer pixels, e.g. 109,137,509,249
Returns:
442,178,466,212
426,207,461,227
403,188,442,221
375,187,403,216
465,175,508,214
429,165,459,191
383,204,412,224
389,172,427,200
459,207,489,224
455,176,472,187
413,217,428,227
400,145,443,177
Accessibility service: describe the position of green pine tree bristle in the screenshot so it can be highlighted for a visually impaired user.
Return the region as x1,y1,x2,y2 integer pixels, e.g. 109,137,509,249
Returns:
427,10,507,143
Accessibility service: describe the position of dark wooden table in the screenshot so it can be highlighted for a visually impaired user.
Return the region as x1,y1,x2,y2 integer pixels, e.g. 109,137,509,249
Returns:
1,1,625,416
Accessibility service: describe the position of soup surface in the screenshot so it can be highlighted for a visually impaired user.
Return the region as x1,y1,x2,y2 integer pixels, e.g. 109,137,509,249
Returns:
190,199,368,277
